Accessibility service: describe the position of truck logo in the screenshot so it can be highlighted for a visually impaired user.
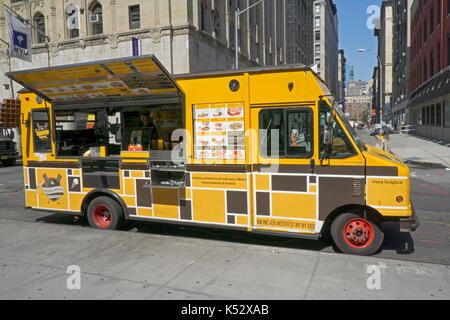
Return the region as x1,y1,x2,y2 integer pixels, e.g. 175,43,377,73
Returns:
41,174,65,201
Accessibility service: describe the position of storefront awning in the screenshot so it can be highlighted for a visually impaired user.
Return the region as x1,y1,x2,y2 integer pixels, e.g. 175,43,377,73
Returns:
6,55,181,104
408,67,450,108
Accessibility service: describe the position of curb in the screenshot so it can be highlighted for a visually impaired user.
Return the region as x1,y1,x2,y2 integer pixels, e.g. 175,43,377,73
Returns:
385,145,448,169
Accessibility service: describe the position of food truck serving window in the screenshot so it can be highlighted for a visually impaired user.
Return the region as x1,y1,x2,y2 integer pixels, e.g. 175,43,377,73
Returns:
259,108,313,158
54,109,121,157
31,110,52,153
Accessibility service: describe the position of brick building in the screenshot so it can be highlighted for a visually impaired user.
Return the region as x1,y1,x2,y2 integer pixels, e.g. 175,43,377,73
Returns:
408,0,450,142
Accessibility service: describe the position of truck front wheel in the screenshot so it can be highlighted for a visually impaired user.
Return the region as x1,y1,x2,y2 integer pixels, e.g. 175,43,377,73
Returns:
331,213,384,256
86,196,123,230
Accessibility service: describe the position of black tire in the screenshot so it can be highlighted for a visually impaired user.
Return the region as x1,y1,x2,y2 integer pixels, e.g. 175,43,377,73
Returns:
86,196,123,230
331,213,384,256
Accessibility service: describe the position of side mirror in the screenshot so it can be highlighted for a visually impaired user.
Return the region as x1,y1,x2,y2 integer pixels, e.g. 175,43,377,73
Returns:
323,126,333,146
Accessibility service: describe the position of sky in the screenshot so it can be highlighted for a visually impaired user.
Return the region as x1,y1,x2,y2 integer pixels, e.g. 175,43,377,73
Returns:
335,0,383,82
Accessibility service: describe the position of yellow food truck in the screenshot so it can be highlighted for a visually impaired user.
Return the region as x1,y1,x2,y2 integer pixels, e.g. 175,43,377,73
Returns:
7,55,418,256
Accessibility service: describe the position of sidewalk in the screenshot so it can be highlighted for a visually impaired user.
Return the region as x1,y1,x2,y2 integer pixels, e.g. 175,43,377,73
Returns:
0,218,448,300
384,134,450,168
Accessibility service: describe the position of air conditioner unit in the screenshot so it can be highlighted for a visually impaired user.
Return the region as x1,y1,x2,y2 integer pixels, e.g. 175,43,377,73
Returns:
89,14,100,23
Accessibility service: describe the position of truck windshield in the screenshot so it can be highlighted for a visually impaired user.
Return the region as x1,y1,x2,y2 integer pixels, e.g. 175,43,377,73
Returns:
333,104,365,151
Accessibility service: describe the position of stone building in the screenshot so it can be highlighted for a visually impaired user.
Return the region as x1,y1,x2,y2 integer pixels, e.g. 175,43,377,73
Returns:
391,0,413,129
375,0,393,123
0,0,313,99
408,0,450,142
312,0,339,98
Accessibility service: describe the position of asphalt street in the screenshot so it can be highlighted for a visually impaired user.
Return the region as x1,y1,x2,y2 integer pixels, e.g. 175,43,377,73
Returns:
0,137,449,266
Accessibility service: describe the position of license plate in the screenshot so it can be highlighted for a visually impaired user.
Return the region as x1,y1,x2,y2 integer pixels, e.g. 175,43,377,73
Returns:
1,156,7,160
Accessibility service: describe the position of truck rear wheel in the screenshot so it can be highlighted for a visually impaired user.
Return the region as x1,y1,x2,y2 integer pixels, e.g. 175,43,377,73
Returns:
331,213,384,256
86,196,123,230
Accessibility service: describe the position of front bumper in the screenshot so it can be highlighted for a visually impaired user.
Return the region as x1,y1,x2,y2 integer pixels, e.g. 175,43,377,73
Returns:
399,205,419,232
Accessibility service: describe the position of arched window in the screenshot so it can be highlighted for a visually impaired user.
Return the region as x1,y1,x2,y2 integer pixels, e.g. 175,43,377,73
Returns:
33,12,46,44
89,2,103,35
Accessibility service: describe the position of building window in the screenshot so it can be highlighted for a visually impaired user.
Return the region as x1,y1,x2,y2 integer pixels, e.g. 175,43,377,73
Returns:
129,5,141,30
315,58,321,68
430,51,434,75
315,17,320,27
89,2,103,35
444,100,450,127
430,7,434,33
315,3,320,13
33,13,46,44
436,103,442,126
315,30,320,41
448,35,450,66
315,44,320,55
438,43,441,71
200,0,208,32
431,105,436,126
424,57,427,79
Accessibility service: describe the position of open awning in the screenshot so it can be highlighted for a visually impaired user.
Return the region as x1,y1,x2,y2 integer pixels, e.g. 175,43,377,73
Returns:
6,55,181,104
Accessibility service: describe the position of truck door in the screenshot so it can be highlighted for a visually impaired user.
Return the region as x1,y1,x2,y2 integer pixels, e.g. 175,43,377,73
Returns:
316,103,366,224
250,106,318,234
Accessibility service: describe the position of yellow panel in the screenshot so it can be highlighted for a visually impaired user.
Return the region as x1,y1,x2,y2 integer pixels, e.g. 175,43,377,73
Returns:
179,188,191,200
366,178,409,207
122,196,136,207
24,168,28,186
120,152,149,158
25,190,37,208
138,208,153,217
272,193,316,220
191,173,247,190
255,174,270,191
130,171,144,178
124,178,136,195
35,168,68,210
69,193,85,212
236,215,248,226
72,169,80,176
309,185,317,193
192,189,225,223
249,71,320,105
153,188,179,219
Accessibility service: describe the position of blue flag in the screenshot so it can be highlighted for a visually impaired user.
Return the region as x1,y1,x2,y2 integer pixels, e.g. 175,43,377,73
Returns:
6,10,32,62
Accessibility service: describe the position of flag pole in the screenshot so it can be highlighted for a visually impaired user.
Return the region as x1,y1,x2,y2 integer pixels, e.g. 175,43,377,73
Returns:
0,38,14,98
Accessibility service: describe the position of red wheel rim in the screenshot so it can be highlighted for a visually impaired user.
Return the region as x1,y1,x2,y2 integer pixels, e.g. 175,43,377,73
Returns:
93,205,112,228
343,218,375,249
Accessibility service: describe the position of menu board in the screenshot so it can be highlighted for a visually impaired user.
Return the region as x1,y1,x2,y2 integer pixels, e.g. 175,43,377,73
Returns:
193,102,245,160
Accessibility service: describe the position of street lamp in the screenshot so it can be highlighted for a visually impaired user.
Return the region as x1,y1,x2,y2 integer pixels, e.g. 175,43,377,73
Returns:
358,48,382,124
234,0,265,69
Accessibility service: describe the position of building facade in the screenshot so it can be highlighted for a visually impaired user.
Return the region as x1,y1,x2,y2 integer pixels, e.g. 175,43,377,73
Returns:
408,0,450,142
375,0,393,124
345,80,372,123
313,0,339,98
0,0,313,100
337,48,346,102
391,0,414,128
